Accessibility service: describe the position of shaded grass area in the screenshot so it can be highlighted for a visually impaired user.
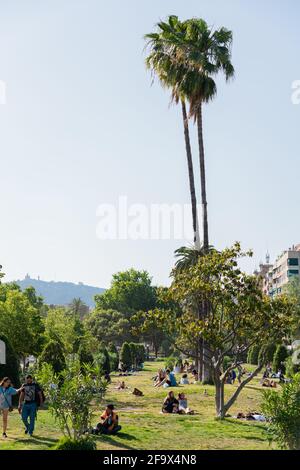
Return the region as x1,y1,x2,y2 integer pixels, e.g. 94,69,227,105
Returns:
1,362,273,450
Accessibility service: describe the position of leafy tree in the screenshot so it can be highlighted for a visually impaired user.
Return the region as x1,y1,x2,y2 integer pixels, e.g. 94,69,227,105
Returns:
157,243,294,418
273,345,289,373
120,342,132,370
132,310,166,358
0,334,20,387
160,339,173,357
94,270,157,318
45,307,82,354
38,361,107,442
262,374,300,449
39,340,66,374
68,298,89,320
84,309,132,347
284,277,300,339
0,288,45,367
0,264,4,283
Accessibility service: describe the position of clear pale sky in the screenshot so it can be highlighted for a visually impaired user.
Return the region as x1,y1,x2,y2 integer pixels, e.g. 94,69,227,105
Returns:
0,0,299,288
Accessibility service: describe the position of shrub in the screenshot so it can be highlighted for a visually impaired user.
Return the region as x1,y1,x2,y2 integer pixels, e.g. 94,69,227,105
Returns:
0,334,20,387
258,343,277,366
223,356,232,372
130,343,145,368
53,436,96,451
285,355,300,378
94,347,110,374
39,340,66,374
120,342,132,370
78,345,94,367
261,373,300,449
247,345,260,365
273,345,289,373
165,356,176,371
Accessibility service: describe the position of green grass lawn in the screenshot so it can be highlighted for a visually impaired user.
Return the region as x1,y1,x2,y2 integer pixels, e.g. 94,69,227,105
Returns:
1,361,275,450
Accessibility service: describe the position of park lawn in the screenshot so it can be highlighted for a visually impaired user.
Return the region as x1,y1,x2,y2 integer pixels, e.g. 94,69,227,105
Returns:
1,361,275,451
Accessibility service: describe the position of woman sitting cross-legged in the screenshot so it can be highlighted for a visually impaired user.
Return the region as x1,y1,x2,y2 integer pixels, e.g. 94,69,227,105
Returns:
92,404,122,435
162,391,179,414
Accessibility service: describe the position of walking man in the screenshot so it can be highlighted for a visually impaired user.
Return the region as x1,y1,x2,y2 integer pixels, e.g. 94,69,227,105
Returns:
18,375,43,437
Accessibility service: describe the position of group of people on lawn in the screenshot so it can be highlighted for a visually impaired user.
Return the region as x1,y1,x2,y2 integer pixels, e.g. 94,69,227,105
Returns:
0,375,122,439
153,368,196,414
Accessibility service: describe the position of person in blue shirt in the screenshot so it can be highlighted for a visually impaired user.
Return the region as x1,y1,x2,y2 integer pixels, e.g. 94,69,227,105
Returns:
157,369,178,388
0,377,23,438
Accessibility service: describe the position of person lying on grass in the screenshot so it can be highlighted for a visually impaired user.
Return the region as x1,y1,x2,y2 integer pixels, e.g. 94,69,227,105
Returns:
162,391,179,414
92,404,122,435
178,393,194,415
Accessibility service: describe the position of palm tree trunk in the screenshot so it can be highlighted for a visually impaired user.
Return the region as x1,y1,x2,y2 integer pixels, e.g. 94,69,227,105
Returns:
181,100,200,248
197,102,209,252
197,102,211,382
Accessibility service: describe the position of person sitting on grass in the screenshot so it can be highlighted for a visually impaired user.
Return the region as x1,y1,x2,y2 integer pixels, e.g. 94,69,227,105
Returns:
180,374,189,385
154,369,166,387
157,369,177,388
115,381,126,390
178,393,194,415
162,391,179,414
191,370,199,383
93,404,122,435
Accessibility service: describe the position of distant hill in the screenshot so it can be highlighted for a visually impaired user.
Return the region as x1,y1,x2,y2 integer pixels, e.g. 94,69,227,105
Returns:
15,276,105,308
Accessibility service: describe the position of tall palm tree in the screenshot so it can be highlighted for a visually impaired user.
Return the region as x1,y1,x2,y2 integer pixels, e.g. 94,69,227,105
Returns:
145,17,234,382
175,19,234,252
145,17,200,247
147,17,234,252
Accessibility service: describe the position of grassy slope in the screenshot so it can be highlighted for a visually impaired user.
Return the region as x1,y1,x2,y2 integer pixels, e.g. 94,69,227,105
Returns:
1,362,274,450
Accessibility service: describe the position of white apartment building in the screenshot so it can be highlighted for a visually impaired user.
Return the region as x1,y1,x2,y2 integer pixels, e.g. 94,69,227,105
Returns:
268,244,300,297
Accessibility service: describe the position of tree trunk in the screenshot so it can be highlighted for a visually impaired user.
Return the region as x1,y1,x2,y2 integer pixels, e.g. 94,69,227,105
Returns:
214,371,225,418
181,100,200,248
198,338,203,380
197,102,209,252
197,103,212,382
